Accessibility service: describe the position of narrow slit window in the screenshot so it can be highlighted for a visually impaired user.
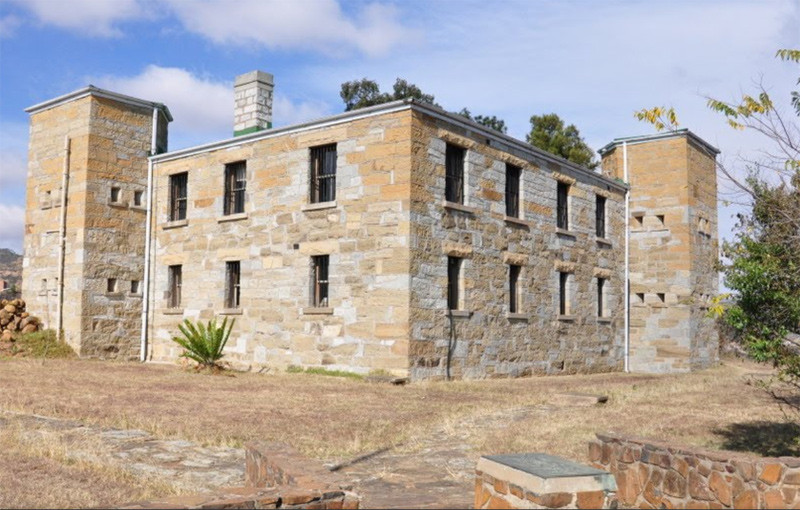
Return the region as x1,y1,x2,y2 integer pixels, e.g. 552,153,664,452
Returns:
596,195,607,238
169,172,188,221
133,190,144,207
447,256,462,310
505,163,521,218
225,261,241,309
656,214,665,226
633,214,644,227
445,144,465,204
168,265,182,308
311,255,330,307
509,265,521,313
657,292,666,303
131,280,140,294
559,272,570,315
224,162,246,215
110,187,121,203
310,144,337,204
597,278,606,317
107,278,117,293
636,292,645,303
557,182,569,230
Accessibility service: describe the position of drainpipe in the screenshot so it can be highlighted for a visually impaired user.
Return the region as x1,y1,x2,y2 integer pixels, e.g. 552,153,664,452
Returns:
623,141,630,373
56,136,70,340
140,109,158,362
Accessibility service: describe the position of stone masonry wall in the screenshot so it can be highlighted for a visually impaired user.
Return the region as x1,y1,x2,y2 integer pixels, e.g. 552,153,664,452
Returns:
148,110,412,375
408,110,627,380
589,433,800,509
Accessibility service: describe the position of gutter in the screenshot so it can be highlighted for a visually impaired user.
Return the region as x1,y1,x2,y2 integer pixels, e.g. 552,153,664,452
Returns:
140,108,158,362
56,136,70,340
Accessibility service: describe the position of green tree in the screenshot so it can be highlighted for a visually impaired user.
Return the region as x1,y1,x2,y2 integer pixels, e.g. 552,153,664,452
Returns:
639,49,800,413
526,113,598,169
339,77,436,111
457,108,507,134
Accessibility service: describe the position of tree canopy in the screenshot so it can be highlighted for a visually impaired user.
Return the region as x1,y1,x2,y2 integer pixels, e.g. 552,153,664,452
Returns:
526,113,598,169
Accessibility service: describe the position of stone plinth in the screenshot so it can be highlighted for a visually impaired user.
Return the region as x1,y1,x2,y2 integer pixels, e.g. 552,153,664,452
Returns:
475,453,617,509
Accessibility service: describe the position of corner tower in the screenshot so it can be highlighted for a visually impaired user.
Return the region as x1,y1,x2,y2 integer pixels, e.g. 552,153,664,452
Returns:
600,130,719,372
23,87,171,358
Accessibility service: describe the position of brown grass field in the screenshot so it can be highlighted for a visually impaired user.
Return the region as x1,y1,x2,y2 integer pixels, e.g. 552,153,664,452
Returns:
0,357,791,508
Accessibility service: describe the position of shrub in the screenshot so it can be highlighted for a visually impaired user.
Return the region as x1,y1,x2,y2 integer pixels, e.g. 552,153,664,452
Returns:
172,317,234,369
3,329,75,359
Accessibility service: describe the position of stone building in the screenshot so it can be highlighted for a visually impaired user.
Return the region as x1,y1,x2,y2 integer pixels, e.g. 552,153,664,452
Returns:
22,71,719,379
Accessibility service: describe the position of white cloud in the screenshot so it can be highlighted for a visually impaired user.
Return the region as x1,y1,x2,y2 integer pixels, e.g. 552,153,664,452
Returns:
93,66,331,150
0,204,24,253
164,0,415,57
8,0,147,37
0,14,21,38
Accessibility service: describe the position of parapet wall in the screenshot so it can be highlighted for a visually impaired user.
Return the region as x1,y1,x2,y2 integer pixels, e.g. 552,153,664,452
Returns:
589,432,800,509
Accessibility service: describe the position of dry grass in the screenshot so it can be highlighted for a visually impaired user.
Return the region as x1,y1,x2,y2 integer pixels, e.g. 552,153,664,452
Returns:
0,357,787,464
0,421,179,509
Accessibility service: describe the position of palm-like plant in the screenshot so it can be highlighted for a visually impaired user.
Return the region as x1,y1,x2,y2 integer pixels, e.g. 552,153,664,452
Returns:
172,317,234,369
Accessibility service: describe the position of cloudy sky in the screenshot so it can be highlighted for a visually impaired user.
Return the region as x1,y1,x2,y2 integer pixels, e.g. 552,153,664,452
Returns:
0,0,798,254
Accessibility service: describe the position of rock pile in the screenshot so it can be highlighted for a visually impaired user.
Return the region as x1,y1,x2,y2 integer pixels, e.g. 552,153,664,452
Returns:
0,298,41,342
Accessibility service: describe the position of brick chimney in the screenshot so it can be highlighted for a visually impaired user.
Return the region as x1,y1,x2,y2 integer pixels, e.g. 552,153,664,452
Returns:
234,70,274,136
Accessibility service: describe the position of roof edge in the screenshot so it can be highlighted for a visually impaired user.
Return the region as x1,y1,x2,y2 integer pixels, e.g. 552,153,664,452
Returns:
597,129,720,156
25,85,173,122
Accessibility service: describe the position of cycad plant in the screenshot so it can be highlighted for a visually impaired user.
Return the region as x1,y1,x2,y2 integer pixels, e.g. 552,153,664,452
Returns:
172,317,234,369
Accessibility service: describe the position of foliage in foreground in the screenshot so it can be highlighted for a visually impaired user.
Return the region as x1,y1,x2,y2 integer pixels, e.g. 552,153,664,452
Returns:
1,329,75,359
172,317,234,369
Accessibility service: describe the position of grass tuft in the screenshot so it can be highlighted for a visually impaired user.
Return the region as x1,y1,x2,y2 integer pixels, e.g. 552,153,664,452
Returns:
286,365,364,380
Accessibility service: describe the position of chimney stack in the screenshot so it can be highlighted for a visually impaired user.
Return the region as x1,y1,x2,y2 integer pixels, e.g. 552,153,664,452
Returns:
234,70,274,136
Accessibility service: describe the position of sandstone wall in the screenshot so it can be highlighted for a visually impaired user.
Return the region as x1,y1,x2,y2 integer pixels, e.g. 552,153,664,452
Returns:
589,433,799,509
408,111,627,379
148,110,413,375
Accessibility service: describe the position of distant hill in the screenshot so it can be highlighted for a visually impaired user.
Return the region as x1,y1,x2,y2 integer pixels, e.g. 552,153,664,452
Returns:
0,248,23,294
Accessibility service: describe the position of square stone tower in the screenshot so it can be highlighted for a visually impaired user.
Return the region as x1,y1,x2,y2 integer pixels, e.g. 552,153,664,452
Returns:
23,87,171,358
599,130,719,372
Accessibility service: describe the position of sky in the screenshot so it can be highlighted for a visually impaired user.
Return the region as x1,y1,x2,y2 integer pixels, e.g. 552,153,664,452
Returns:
0,0,798,255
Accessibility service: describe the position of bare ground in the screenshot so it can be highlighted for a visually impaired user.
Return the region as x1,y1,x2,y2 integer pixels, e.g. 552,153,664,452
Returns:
0,358,788,508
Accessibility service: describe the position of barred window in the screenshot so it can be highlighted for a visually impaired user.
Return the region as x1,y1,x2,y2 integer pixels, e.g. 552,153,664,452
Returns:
224,162,246,215
596,195,607,238
505,164,521,218
557,182,569,230
311,255,329,307
509,265,521,313
310,144,337,203
168,265,182,308
225,261,241,309
169,173,188,221
445,144,465,204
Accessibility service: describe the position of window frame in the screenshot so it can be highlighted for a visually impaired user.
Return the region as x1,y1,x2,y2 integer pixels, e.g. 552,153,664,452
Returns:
110,186,121,204
597,277,606,317
595,194,607,238
509,264,521,314
169,172,188,221
445,143,466,204
168,265,182,308
309,144,337,204
447,256,462,311
225,261,241,309
505,163,522,218
559,272,570,315
224,162,247,216
311,255,330,307
557,181,570,230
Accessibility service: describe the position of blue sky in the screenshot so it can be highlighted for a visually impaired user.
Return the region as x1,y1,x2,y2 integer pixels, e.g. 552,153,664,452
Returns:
0,0,798,253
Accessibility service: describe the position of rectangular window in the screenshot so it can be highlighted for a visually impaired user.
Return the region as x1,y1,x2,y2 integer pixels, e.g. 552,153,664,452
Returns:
168,265,182,308
509,265,521,313
597,278,606,317
557,182,569,230
169,172,188,221
225,261,241,309
107,278,117,293
310,144,337,203
133,190,143,207
596,195,606,238
559,272,570,315
131,280,140,294
110,186,121,203
447,256,462,310
224,162,246,215
445,144,465,204
311,255,330,307
505,163,521,218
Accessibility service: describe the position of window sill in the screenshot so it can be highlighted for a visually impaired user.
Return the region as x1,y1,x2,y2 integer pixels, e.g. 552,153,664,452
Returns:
303,307,334,315
507,313,528,321
442,200,478,214
597,317,612,324
447,310,472,318
163,219,188,229
504,216,531,227
105,292,124,299
595,238,613,248
555,228,576,239
218,212,248,223
163,308,184,315
130,205,146,212
219,308,243,315
127,293,143,298
302,201,337,212
557,314,576,322
108,202,129,209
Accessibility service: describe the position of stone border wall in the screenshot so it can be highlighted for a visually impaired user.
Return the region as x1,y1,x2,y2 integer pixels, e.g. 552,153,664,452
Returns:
589,432,800,509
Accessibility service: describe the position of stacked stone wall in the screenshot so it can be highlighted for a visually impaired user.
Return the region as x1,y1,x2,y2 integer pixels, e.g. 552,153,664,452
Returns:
590,433,800,509
408,111,627,379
